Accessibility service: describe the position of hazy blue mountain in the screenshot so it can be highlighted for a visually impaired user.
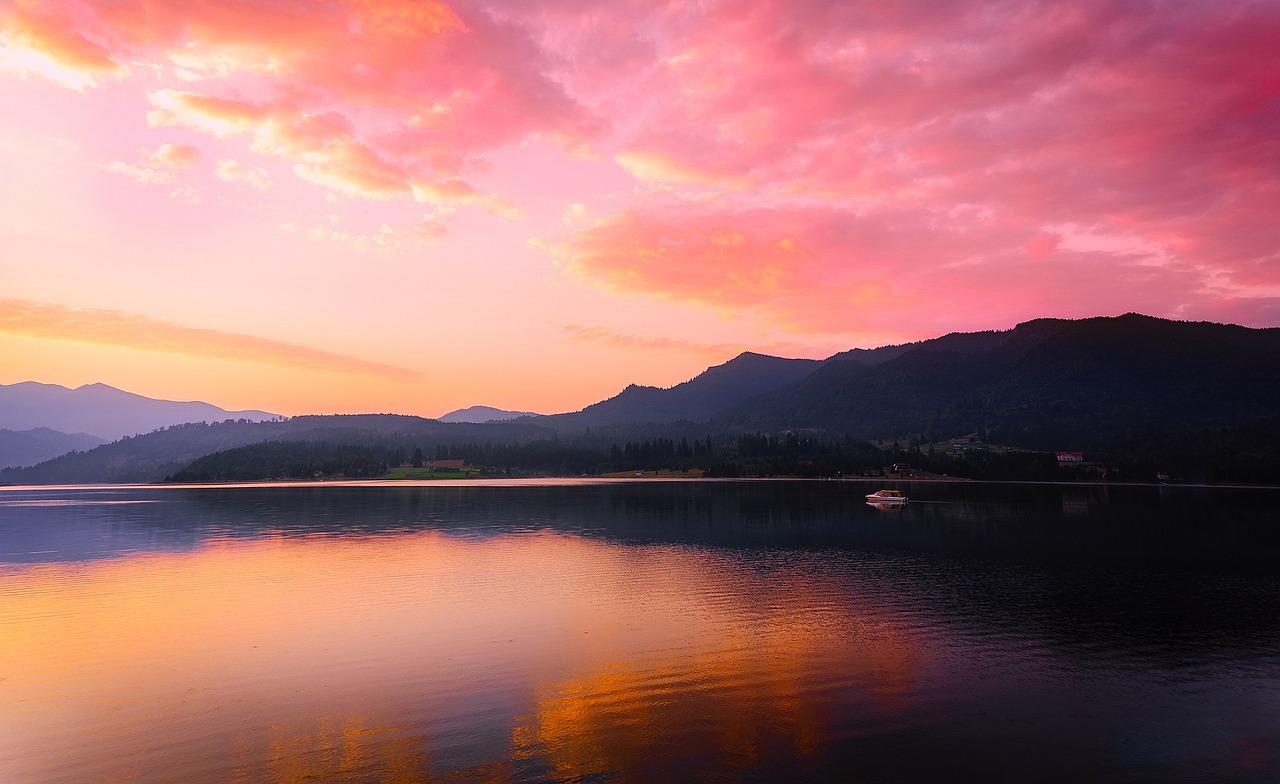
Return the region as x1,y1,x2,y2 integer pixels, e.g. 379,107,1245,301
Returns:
0,382,279,441
542,351,821,427
439,405,541,423
0,414,554,485
0,428,107,469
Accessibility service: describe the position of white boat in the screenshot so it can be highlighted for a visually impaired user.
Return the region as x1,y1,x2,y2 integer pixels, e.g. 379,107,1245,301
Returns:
865,489,907,505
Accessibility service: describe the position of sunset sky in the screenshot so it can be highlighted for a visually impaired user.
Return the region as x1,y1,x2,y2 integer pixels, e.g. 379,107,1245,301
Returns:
2,0,1277,417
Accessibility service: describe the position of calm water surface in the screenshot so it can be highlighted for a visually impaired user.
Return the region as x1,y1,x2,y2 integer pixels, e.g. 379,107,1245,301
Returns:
1,479,1278,783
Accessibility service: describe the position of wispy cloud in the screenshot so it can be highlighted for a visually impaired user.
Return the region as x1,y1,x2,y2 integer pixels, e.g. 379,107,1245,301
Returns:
564,324,743,357
614,150,753,191
0,298,420,380
213,157,270,189
106,143,201,186
286,215,449,252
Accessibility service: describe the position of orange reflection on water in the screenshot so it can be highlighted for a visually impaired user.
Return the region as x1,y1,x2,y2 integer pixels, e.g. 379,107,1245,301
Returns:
0,531,927,782
512,554,924,781
255,715,431,784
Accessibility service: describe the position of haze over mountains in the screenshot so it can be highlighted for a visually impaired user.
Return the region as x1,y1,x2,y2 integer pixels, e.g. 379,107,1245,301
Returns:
0,382,278,469
0,382,278,441
3,313,1279,483
0,428,106,471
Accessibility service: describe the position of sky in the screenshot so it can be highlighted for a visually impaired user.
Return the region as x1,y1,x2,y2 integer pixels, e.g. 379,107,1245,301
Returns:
1,0,1277,418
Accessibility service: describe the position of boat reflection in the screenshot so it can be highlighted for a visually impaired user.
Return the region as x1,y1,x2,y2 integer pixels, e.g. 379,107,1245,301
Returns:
866,489,907,509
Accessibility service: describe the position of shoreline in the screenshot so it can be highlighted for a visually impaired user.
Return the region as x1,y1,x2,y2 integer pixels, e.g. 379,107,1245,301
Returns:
4,476,1280,492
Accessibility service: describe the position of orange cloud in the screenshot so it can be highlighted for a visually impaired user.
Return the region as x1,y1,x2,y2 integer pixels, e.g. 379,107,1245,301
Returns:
539,207,931,333
537,199,1265,338
213,157,270,189
148,143,199,169
146,88,519,212
411,177,522,218
540,210,813,306
0,2,118,88
106,143,201,186
146,90,413,199
0,298,419,380
614,150,753,191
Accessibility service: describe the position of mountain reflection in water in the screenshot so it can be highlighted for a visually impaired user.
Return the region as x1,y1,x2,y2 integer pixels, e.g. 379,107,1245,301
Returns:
1,480,1278,783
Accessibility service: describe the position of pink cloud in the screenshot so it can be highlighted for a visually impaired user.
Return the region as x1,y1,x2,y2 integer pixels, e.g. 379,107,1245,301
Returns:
614,150,753,191
1025,233,1061,260
531,0,1280,333
147,89,417,200
214,158,270,189
295,215,449,251
541,200,1257,338
5,0,593,215
0,2,118,87
5,0,1278,339
539,206,931,334
148,143,200,169
144,87,527,212
106,143,201,186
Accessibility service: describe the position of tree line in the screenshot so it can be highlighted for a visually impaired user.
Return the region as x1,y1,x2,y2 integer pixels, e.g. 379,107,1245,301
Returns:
164,432,1114,483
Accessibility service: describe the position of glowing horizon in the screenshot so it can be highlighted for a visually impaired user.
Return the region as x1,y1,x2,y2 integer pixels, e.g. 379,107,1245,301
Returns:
2,0,1277,417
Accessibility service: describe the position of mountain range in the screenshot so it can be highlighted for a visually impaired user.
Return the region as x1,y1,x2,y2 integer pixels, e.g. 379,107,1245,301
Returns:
0,382,279,470
0,382,277,441
3,313,1278,484
726,314,1280,444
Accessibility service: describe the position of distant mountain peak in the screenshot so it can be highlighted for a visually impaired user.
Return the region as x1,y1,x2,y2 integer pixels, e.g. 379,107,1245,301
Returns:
0,381,279,441
438,405,541,424
543,352,821,426
0,426,108,470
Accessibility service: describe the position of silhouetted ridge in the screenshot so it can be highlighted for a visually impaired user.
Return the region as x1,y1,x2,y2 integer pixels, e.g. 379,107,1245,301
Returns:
542,351,820,426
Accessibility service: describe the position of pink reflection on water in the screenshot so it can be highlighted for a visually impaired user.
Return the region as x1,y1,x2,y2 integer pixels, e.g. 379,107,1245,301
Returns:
0,529,927,782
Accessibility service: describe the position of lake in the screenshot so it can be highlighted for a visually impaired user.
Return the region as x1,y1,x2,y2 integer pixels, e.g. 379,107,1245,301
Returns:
2,479,1278,783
